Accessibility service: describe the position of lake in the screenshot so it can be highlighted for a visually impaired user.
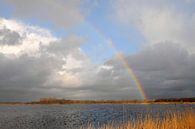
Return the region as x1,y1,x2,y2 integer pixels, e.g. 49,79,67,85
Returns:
0,104,194,129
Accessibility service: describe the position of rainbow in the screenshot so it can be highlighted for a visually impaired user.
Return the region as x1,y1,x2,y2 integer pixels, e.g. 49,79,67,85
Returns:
85,22,148,100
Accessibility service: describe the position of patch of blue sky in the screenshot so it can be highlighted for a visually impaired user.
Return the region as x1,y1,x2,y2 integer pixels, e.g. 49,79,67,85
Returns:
20,18,68,38
0,0,13,19
0,0,145,64
84,0,144,55
171,0,195,16
70,21,115,64
69,0,145,64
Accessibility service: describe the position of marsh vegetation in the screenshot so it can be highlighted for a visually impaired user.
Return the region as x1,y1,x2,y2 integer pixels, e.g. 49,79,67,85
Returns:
87,110,195,129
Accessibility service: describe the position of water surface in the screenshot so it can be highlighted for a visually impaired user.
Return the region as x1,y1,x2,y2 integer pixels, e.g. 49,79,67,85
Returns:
0,104,194,129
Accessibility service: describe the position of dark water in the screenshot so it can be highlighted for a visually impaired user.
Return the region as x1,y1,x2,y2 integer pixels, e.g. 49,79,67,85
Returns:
0,104,194,129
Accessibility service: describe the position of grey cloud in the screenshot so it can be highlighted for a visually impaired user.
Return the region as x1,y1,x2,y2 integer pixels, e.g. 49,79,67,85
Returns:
0,53,60,87
0,18,90,101
1,42,195,101
35,42,195,100
83,42,195,99
43,35,85,56
123,42,195,98
0,27,22,45
0,52,66,101
129,42,189,72
0,18,194,101
4,0,89,28
0,27,89,101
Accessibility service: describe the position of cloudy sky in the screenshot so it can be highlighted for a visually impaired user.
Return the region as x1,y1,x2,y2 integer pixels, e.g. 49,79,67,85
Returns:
0,0,195,101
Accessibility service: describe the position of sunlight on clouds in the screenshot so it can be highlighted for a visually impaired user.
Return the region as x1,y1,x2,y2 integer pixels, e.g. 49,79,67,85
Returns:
0,18,88,89
62,55,82,70
61,72,82,87
0,18,57,56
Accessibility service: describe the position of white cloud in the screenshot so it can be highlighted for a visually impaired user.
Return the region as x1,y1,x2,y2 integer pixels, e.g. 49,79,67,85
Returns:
62,54,84,70
97,65,113,72
0,18,57,56
0,18,99,100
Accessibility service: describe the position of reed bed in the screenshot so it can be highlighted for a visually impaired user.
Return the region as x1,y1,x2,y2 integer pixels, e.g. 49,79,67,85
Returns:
87,110,195,129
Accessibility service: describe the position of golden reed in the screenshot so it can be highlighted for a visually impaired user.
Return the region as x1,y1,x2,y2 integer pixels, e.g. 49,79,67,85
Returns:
86,110,195,129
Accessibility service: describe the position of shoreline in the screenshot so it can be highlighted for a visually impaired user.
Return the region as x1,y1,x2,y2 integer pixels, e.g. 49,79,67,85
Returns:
1,97,195,105
0,102,195,105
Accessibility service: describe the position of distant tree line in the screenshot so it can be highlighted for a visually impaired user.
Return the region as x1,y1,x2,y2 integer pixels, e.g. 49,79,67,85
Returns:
26,97,195,104
28,98,146,104
154,97,195,102
1,97,194,104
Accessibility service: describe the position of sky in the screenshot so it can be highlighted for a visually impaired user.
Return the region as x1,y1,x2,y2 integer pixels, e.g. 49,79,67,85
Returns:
0,0,195,101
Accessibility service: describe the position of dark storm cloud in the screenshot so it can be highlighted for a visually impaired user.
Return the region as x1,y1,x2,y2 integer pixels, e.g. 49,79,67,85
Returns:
39,42,195,100
70,42,193,100
0,41,194,101
0,52,65,101
103,42,195,99
0,27,22,45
